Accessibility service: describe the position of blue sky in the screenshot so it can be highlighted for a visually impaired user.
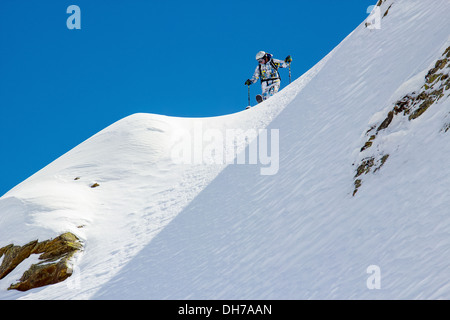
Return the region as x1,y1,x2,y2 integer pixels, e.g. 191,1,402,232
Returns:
0,0,376,196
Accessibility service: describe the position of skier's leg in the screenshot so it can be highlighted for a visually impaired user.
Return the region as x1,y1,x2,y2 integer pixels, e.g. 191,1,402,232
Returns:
272,80,281,94
261,82,269,100
262,81,271,100
265,80,279,99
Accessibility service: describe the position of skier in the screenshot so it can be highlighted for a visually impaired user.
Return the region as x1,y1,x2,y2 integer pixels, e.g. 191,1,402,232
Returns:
245,51,292,103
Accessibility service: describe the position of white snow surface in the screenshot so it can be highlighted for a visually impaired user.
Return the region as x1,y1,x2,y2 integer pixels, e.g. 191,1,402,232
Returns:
1,0,449,299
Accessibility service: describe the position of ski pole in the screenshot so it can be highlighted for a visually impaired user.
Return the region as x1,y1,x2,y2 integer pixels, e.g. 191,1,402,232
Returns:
289,63,291,84
247,84,250,106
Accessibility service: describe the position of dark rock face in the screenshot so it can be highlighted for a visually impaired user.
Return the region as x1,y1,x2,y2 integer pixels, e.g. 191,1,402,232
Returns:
0,232,82,291
352,46,450,196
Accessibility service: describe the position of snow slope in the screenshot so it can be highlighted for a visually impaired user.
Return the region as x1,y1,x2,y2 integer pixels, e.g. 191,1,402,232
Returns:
1,0,449,299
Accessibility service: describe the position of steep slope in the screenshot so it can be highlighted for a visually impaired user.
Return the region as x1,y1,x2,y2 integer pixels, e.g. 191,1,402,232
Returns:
1,0,449,299
0,51,329,299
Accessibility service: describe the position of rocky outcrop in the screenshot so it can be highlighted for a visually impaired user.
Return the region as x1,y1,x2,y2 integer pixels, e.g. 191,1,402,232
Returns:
0,232,82,291
353,155,389,196
443,121,450,133
353,46,450,196
365,0,393,28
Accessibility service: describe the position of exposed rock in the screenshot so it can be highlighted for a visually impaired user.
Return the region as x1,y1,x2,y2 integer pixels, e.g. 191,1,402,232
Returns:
377,111,394,132
442,122,450,133
445,124,450,132
0,232,82,291
409,88,444,120
353,46,450,196
374,154,390,173
360,135,375,152
353,179,362,196
0,241,38,280
355,157,375,178
383,4,393,18
379,46,449,123
352,155,389,195
445,47,450,58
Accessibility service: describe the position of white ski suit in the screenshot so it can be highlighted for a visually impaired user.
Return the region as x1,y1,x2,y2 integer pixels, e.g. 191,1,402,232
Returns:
250,57,288,100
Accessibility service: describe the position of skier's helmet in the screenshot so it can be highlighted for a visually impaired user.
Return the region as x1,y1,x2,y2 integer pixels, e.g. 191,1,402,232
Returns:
255,51,266,60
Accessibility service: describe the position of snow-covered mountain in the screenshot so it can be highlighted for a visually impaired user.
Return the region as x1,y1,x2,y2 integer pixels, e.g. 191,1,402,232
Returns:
1,0,449,299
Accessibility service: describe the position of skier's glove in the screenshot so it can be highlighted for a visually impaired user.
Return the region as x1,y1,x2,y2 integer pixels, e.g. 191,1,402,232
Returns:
245,79,252,86
285,55,292,63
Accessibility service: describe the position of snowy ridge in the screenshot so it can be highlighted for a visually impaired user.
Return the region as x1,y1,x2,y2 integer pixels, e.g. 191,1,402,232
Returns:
0,47,331,299
1,0,450,299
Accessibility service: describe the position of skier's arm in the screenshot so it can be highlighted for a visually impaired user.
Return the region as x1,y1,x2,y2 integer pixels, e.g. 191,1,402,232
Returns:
250,65,260,83
273,58,289,69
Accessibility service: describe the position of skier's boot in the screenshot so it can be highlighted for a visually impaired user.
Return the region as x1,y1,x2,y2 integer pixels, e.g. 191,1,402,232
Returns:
256,94,263,104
